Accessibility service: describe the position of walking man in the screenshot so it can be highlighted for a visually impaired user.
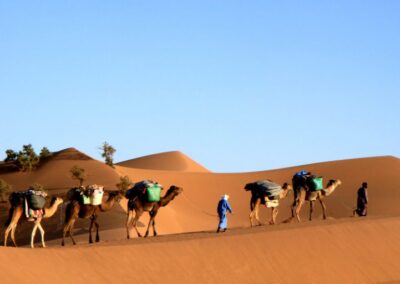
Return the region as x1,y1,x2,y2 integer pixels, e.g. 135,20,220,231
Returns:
217,194,233,233
353,182,368,217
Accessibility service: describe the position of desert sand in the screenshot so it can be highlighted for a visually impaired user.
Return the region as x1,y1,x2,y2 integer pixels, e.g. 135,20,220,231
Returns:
0,148,399,283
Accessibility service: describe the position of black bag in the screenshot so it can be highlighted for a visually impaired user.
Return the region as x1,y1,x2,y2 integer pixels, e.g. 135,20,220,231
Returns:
27,194,46,210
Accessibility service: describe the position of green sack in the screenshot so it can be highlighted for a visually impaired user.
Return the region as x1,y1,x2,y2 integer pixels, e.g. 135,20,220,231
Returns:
311,177,324,191
147,185,161,202
81,195,91,205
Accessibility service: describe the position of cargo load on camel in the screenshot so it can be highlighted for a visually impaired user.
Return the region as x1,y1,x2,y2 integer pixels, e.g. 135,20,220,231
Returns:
126,180,163,202
26,189,47,210
70,185,104,205
83,184,104,205
308,176,324,191
245,180,283,198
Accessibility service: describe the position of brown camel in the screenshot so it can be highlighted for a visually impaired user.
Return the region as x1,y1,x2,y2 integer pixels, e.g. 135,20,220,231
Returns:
247,183,293,226
126,185,183,239
4,193,64,248
291,178,342,222
61,189,123,246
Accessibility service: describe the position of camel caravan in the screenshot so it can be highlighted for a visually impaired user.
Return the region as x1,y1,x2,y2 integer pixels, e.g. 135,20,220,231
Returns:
3,180,183,248
2,169,342,248
245,170,342,225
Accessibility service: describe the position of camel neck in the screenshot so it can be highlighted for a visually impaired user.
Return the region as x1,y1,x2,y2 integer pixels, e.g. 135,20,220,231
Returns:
159,190,177,207
100,195,116,211
44,200,62,218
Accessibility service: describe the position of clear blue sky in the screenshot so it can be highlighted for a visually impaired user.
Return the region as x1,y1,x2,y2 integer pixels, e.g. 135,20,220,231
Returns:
1,1,399,172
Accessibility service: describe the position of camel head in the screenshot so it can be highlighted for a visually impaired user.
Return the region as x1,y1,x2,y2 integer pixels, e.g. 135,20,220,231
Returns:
323,179,342,196
244,182,255,191
167,185,184,195
282,183,293,191
108,190,125,202
50,196,64,206
327,179,342,187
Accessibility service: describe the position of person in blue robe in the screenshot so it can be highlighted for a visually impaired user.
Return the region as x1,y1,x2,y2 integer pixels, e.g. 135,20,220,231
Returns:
217,194,233,233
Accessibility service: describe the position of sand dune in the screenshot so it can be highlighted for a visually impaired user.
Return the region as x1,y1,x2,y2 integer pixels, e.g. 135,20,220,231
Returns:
0,149,399,283
116,151,210,172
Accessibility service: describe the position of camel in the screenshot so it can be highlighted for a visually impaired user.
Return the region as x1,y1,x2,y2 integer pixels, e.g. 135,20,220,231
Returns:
61,189,123,246
291,177,342,222
247,183,293,226
126,185,183,239
4,193,64,248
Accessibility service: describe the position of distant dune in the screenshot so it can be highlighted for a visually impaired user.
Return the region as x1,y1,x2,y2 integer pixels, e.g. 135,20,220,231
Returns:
0,148,121,192
116,151,210,172
0,149,399,283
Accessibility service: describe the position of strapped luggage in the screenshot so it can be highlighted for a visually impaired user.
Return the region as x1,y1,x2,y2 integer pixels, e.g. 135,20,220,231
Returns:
254,180,283,197
131,180,163,202
146,184,162,202
310,176,323,191
26,190,47,210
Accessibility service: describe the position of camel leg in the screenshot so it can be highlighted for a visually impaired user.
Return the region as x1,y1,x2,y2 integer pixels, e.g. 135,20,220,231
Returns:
309,200,314,221
145,212,155,238
62,219,77,246
62,222,72,246
249,210,255,227
11,224,18,247
251,199,262,226
4,225,12,247
152,218,157,237
295,198,304,223
6,210,22,247
270,207,278,225
94,218,100,242
319,199,327,220
132,209,143,238
31,221,39,248
38,222,46,248
89,216,95,243
126,210,133,239
68,219,77,245
149,210,159,237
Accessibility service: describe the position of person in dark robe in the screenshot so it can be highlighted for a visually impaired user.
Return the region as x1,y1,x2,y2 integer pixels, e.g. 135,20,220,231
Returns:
353,182,368,216
216,194,233,233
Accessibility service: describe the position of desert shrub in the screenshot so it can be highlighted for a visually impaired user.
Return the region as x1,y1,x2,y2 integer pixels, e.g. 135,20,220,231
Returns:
4,149,18,162
18,144,39,171
100,142,116,167
116,175,132,191
70,165,87,186
39,147,52,159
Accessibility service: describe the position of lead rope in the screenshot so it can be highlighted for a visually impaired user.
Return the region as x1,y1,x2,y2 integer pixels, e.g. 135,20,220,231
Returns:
181,192,218,218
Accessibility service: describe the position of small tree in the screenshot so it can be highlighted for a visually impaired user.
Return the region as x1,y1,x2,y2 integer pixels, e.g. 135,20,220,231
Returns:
39,147,52,159
4,149,18,162
116,175,132,191
18,144,39,171
100,142,116,168
0,179,12,201
70,165,87,187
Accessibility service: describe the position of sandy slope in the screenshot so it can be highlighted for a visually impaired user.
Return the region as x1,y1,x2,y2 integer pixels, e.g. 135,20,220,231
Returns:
1,217,400,284
0,150,399,283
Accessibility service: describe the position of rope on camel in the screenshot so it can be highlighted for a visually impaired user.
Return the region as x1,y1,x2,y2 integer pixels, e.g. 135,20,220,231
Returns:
181,192,219,218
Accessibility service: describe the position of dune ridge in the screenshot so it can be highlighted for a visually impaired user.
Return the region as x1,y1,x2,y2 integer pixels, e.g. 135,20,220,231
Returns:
116,151,210,172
